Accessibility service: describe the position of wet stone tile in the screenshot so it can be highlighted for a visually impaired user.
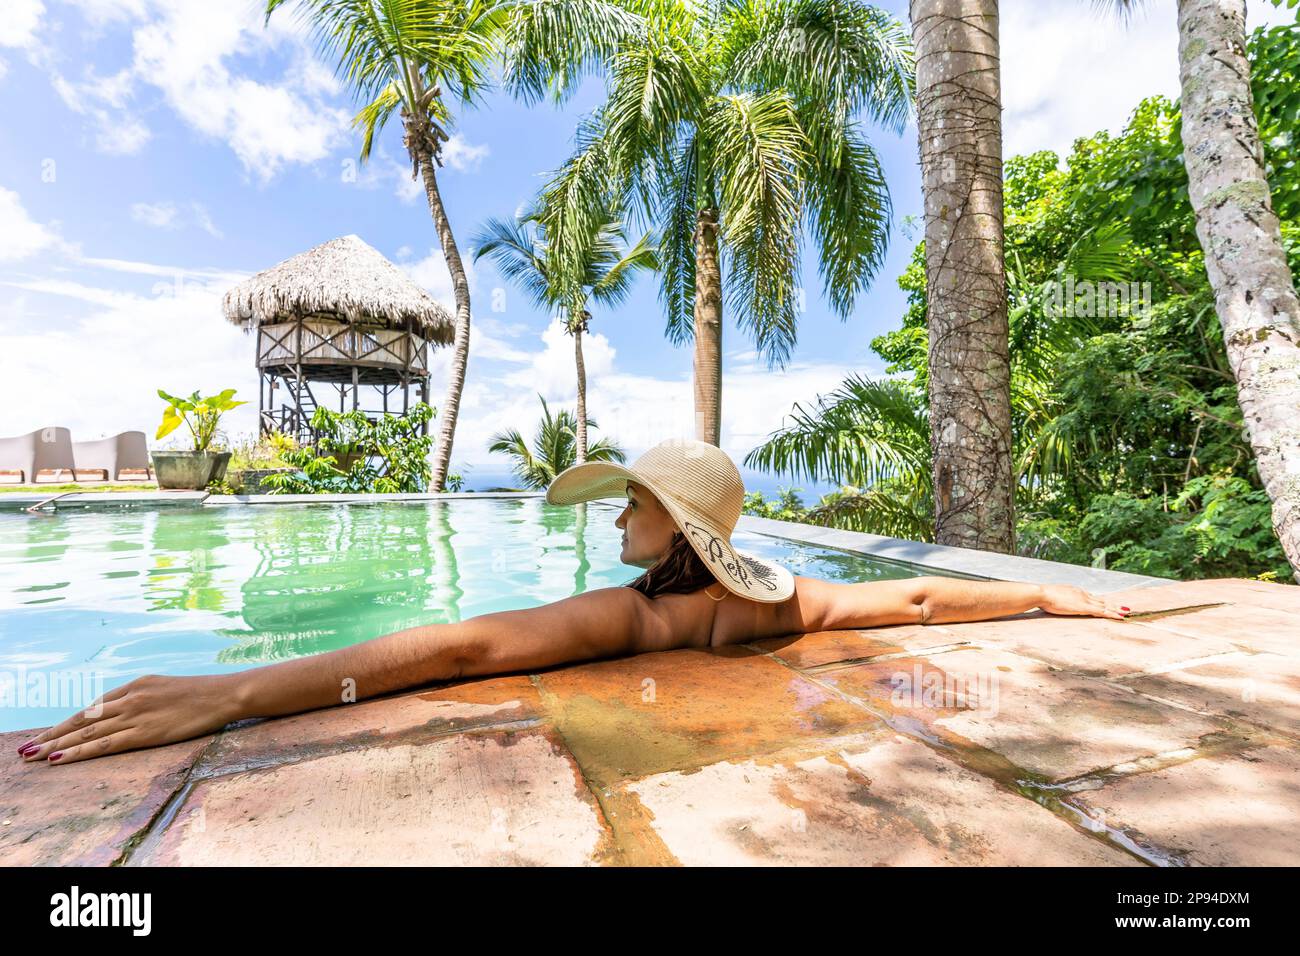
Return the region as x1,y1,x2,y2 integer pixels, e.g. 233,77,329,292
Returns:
1124,653,1300,737
0,730,209,866
196,674,545,777
937,614,1240,678
748,626,938,669
533,645,885,788
622,734,1141,866
1069,744,1300,866
129,726,610,866
1106,578,1300,616
819,646,1226,781
1133,604,1300,659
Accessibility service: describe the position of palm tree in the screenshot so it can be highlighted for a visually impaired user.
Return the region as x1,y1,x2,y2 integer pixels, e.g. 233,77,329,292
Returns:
907,0,1014,554
266,0,506,492
502,0,913,447
745,225,1132,542
1099,0,1300,579
488,393,626,489
471,194,656,464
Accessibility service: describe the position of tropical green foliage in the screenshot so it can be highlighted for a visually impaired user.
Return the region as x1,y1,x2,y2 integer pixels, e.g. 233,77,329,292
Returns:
266,0,505,167
263,404,436,494
503,0,912,369
472,196,657,329
155,388,247,453
744,20,1300,580
229,430,298,472
488,393,626,489
743,487,814,522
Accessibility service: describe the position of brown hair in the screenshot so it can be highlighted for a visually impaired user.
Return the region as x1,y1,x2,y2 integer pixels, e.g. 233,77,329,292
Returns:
623,529,719,600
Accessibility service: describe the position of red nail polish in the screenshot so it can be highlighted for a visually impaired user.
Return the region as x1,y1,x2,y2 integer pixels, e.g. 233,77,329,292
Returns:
1121,606,1130,611
48,751,64,761
16,740,35,754
19,744,39,757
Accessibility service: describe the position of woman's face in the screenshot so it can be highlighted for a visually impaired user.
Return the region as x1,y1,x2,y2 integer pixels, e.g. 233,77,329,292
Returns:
614,480,678,568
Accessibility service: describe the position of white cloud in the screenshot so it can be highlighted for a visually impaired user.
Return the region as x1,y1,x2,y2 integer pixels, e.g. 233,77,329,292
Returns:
130,200,224,238
49,67,153,155
349,148,426,205
70,256,243,282
0,186,61,261
129,1,352,178
1001,0,1297,159
71,0,148,29
36,1,351,173
95,115,151,154
130,201,178,229
192,203,223,239
0,272,257,443
441,133,490,173
0,0,44,50
423,313,878,469
399,246,479,312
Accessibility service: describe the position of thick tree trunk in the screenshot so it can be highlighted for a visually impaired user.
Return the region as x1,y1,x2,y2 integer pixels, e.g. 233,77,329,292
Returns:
1177,0,1300,582
693,207,723,446
910,0,1015,552
573,313,588,464
416,151,473,493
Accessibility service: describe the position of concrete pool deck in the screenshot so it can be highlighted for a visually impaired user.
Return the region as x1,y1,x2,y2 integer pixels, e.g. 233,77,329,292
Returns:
2,574,1297,866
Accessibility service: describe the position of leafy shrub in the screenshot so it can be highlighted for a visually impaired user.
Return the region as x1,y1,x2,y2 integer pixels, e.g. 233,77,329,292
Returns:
262,404,435,494
229,430,298,472
742,488,810,521
1076,470,1288,580
156,388,247,452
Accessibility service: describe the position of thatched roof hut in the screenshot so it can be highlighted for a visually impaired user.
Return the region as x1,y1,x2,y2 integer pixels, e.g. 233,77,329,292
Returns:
226,235,455,442
222,234,455,345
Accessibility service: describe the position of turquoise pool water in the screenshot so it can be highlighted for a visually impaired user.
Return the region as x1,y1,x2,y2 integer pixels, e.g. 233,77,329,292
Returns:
0,500,934,733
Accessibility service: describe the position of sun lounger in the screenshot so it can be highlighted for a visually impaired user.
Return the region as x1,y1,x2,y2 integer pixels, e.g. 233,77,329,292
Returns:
72,430,153,481
0,427,76,483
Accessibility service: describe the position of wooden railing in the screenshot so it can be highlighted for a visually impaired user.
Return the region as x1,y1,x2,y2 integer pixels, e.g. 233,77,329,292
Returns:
256,320,429,373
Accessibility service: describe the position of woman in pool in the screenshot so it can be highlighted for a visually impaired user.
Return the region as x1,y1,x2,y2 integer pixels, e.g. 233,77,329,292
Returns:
15,438,1130,767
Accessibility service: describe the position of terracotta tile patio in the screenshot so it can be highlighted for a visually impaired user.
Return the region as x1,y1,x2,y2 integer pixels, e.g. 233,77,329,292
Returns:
2,577,1296,866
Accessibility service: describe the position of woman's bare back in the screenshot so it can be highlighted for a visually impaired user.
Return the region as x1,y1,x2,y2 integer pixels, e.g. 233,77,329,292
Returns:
648,581,808,649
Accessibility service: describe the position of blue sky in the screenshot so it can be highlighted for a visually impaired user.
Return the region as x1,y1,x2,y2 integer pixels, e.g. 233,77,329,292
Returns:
1,0,1293,496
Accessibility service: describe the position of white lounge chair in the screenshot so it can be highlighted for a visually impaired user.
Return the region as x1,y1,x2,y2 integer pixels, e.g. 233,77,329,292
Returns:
72,431,153,481
0,427,76,483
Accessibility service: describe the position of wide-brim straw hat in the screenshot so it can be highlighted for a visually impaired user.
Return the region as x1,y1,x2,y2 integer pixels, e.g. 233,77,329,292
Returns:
546,438,795,603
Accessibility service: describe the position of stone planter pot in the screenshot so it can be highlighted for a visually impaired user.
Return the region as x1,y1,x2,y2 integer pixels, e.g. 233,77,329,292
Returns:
151,451,232,490
334,450,369,472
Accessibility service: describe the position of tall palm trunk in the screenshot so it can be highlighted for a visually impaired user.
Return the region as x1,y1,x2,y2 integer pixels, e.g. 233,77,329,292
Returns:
693,207,723,446
414,148,473,493
1176,0,1300,581
910,0,1015,552
573,311,589,463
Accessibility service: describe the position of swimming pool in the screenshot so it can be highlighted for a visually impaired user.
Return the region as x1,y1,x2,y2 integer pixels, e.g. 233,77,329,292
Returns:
0,499,938,733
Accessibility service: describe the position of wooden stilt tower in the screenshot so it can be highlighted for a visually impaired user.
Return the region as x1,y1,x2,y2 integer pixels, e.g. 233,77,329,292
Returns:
222,235,455,445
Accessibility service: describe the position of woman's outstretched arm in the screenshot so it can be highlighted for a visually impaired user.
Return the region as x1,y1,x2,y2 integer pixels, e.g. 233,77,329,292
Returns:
17,587,666,768
792,575,1131,633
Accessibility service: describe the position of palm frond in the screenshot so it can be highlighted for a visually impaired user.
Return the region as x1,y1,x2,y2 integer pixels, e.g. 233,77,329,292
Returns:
498,0,646,106
709,90,809,370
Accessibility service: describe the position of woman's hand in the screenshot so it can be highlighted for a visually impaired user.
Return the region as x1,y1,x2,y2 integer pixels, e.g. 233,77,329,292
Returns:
1038,584,1131,621
15,673,245,767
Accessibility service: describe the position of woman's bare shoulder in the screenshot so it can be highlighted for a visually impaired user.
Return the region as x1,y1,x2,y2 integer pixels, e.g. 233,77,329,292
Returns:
706,575,832,647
